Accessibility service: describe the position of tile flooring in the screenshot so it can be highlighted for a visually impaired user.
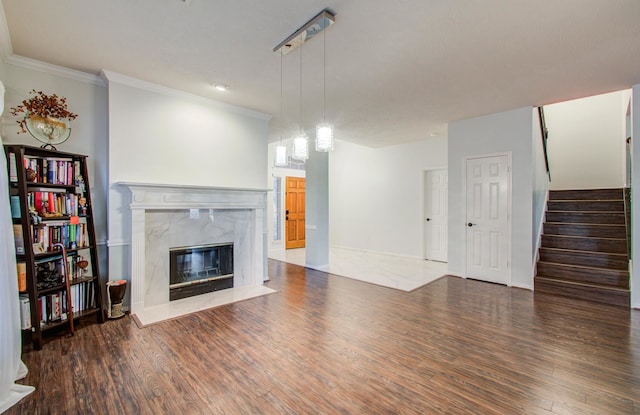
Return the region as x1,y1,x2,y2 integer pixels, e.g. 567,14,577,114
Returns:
268,247,448,291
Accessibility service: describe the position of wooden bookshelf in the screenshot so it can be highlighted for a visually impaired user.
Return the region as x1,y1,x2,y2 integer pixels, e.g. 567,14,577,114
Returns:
5,144,104,350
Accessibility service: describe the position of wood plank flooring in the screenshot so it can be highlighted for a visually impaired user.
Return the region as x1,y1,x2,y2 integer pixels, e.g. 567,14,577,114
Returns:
8,260,640,414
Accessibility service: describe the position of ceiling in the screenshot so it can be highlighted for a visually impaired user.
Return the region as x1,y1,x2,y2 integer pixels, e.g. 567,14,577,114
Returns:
2,0,640,148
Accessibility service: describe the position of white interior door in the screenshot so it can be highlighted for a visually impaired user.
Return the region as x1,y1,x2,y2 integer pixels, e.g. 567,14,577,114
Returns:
424,169,448,262
465,155,510,284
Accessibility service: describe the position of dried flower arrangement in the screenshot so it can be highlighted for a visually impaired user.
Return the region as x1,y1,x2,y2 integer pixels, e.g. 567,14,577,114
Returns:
10,89,78,134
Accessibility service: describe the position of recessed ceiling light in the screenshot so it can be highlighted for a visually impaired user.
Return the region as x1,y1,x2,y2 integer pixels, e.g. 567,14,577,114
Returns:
214,83,229,92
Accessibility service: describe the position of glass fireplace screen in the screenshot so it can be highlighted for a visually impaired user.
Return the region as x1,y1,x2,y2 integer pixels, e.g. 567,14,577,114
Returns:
169,243,233,288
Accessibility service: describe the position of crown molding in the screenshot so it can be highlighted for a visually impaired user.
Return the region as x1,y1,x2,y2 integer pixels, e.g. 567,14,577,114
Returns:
101,70,271,121
6,54,106,86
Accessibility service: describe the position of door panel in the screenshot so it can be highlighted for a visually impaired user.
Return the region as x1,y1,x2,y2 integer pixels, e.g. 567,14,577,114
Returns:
424,169,448,262
465,156,509,284
285,177,306,249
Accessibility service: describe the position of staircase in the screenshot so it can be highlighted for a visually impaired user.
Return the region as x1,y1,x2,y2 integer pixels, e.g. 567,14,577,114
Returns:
534,188,630,307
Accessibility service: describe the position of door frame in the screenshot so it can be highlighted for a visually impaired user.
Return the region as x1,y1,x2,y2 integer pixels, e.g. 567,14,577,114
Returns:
270,171,305,251
422,166,448,262
461,152,512,285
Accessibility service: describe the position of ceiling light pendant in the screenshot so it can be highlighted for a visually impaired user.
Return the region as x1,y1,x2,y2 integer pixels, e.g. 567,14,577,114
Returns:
292,133,309,161
274,53,288,167
315,25,334,152
274,145,288,166
315,123,334,152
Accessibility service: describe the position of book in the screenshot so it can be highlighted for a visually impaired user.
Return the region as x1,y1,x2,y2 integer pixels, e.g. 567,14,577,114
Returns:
16,262,27,291
10,196,21,218
13,224,24,255
19,295,31,330
9,153,17,182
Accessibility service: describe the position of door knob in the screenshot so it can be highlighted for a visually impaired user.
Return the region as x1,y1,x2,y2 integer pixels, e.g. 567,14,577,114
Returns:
467,222,474,227
426,218,431,222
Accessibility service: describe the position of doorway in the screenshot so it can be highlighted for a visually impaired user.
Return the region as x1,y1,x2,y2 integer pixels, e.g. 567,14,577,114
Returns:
285,176,306,249
424,169,448,262
465,154,511,285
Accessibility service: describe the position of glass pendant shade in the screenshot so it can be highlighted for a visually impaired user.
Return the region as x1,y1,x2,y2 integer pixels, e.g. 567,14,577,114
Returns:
274,144,288,166
292,134,309,160
315,123,334,152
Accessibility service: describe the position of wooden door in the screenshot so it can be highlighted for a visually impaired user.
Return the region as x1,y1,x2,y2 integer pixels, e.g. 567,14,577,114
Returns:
424,169,448,262
285,177,306,249
465,155,510,285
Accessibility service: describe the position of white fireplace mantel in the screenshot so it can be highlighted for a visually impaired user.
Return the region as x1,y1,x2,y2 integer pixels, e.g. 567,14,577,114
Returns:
117,182,269,315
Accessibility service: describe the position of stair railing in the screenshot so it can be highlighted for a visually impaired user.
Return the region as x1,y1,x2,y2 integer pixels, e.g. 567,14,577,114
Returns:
538,106,551,180
624,187,631,259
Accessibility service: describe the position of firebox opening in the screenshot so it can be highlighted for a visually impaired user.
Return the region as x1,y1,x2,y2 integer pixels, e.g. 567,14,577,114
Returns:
169,243,234,301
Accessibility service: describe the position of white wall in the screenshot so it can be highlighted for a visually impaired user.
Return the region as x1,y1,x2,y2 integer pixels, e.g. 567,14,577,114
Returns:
448,107,534,289
545,90,627,190
1,60,109,275
329,137,447,258
104,71,270,288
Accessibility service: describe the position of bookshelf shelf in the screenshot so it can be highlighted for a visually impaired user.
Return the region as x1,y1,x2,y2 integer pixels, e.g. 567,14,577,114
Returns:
5,144,104,350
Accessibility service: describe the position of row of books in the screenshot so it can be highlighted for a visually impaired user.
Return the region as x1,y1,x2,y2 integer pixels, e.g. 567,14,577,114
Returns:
35,253,90,284
20,156,80,186
25,191,85,217
32,222,89,253
18,281,96,330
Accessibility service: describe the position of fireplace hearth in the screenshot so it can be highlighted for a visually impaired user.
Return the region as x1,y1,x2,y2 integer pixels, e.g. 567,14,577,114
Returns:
169,243,234,301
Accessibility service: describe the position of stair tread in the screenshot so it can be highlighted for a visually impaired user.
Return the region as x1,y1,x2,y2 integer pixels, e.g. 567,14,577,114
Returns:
537,260,628,273
535,275,630,292
547,209,624,216
539,247,628,257
548,199,623,202
542,234,626,241
544,222,625,226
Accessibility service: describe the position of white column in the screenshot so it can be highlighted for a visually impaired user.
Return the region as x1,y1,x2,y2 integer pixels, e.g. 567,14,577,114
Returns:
129,208,146,314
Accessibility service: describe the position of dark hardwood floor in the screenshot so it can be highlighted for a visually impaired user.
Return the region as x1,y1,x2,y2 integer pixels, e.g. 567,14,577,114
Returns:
8,260,640,414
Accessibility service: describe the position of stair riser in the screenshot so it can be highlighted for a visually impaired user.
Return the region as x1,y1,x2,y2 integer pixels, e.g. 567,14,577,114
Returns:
547,201,624,212
545,212,625,224
549,189,623,200
534,278,629,307
536,262,629,288
541,235,627,254
538,249,628,271
543,223,626,238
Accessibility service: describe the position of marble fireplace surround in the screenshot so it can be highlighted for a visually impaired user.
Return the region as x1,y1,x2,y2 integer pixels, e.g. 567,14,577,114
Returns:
118,182,269,317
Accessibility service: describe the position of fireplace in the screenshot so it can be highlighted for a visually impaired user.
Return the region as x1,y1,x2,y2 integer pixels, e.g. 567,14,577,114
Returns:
118,182,268,315
169,243,234,301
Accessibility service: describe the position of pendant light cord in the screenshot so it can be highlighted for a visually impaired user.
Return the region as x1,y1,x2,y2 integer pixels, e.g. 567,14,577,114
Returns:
323,26,326,122
280,52,283,144
299,45,303,134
